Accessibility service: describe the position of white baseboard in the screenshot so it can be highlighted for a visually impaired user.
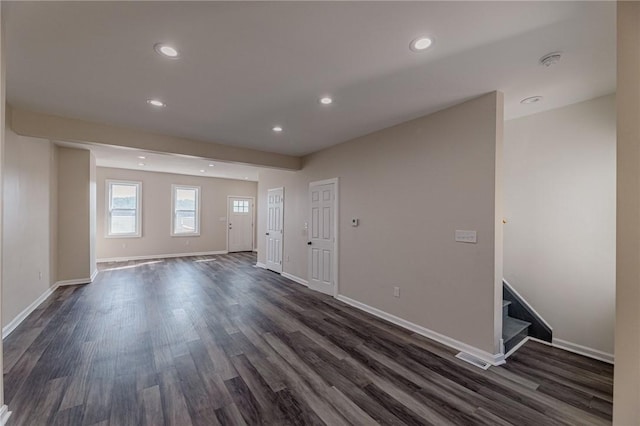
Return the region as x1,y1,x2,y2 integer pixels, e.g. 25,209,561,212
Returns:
552,338,614,364
97,250,228,263
504,336,614,364
336,295,505,367
90,268,99,282
56,277,92,286
252,248,258,253
282,272,308,287
2,283,60,339
0,405,11,425
255,262,267,269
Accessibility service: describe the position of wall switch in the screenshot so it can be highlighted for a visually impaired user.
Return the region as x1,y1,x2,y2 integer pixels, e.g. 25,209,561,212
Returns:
351,218,359,227
38,271,42,280
393,287,400,297
286,255,290,262
455,230,477,243
186,240,190,246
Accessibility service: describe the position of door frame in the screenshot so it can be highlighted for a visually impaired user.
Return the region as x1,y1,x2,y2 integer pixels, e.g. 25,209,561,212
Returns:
308,178,339,297
226,195,256,253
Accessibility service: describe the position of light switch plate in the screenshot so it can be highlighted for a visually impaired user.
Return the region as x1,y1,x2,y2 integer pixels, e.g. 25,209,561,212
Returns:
455,230,477,243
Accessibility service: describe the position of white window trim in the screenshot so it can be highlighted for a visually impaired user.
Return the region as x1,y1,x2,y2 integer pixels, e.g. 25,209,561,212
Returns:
105,179,142,238
171,184,201,237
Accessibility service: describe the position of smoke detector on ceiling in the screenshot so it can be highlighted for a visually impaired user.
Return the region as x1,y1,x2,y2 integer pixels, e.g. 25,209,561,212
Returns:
539,52,562,67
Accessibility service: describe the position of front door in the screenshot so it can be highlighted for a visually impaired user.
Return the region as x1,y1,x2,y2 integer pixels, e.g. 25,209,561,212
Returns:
266,188,284,273
308,181,336,295
228,197,254,252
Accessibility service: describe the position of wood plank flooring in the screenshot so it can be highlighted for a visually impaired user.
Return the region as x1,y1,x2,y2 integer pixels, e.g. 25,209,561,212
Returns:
3,252,613,425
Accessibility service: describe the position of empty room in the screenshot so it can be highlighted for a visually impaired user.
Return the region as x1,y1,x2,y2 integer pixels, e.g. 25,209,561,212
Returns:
0,1,638,425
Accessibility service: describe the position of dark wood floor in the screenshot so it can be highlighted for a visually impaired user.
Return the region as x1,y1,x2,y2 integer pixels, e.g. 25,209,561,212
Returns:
3,252,613,425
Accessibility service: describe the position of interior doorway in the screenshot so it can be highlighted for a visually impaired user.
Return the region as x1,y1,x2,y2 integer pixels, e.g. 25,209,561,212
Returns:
266,187,284,273
307,178,338,296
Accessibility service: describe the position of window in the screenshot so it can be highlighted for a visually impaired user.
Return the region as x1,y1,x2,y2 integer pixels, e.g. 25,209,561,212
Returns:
232,199,250,213
107,180,141,237
172,185,200,236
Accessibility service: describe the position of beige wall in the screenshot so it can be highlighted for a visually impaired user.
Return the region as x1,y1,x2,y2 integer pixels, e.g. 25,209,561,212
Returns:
2,130,57,327
504,95,616,357
614,1,640,423
258,92,504,356
57,147,93,281
97,167,257,260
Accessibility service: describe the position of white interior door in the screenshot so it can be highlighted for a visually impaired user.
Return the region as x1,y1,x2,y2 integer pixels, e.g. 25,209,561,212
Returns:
308,181,336,295
266,188,284,273
228,197,254,252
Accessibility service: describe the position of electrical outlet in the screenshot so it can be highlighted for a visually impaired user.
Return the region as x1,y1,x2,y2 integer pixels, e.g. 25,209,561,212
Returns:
394,287,400,297
122,243,127,248
186,240,190,246
286,255,290,262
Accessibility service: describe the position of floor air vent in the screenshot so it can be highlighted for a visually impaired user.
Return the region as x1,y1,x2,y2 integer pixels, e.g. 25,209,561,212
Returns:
455,352,491,370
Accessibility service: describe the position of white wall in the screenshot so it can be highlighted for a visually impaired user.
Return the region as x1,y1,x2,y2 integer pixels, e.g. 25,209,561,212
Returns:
258,92,504,357
96,167,257,260
2,129,57,327
504,94,616,357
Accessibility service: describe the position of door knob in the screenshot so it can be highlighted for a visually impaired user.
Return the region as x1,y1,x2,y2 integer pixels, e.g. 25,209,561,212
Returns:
266,232,270,236
307,242,312,245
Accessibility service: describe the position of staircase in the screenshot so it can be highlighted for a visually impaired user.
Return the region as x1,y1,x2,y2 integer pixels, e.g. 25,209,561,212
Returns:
502,300,530,354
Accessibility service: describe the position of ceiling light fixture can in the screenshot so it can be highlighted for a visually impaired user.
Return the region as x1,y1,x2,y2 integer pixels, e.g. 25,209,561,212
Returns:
147,99,165,107
154,43,179,59
138,162,145,166
521,96,543,104
272,126,283,132
410,37,433,52
539,52,562,67
320,96,333,105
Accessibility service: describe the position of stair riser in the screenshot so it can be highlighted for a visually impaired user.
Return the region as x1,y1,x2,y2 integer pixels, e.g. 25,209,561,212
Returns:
504,328,529,353
503,304,509,319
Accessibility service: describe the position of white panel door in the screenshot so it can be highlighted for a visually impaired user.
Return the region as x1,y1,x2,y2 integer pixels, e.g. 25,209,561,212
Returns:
308,182,335,295
228,197,254,252
266,188,284,273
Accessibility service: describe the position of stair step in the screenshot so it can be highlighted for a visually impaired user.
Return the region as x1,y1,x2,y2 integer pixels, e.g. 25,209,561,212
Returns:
503,316,530,342
502,300,511,319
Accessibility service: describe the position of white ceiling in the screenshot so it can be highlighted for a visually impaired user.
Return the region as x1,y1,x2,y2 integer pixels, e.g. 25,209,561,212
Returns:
5,1,615,162
55,141,261,181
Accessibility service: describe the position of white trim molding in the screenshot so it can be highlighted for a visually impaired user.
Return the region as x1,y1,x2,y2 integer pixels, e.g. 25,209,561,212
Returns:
505,337,614,365
0,405,11,425
336,295,505,367
552,338,614,364
282,272,308,287
255,262,267,269
503,279,553,330
97,250,227,263
56,275,95,287
2,283,60,339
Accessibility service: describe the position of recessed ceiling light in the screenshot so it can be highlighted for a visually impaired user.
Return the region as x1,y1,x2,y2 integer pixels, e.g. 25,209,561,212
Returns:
410,37,433,52
138,162,145,166
244,177,249,180
540,52,562,67
200,169,205,173
147,99,165,107
138,155,146,160
208,164,215,167
521,96,543,104
272,126,283,132
319,96,333,105
154,43,179,59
